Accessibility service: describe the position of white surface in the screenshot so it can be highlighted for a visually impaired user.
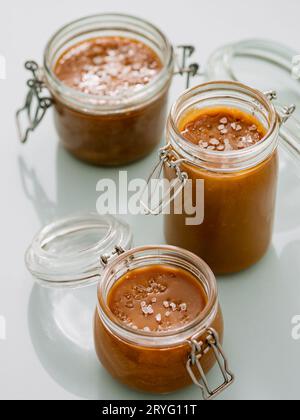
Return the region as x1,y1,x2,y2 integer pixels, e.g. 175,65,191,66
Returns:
1,0,300,401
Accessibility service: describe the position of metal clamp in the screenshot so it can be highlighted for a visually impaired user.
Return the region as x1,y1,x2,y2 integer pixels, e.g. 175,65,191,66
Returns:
264,90,277,101
174,45,201,89
264,90,296,125
279,104,297,124
139,144,188,215
186,328,234,400
100,246,125,267
16,61,53,143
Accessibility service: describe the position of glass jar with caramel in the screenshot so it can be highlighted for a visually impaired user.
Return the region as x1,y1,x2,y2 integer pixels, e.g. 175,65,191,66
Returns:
142,81,298,274
17,14,199,166
25,213,234,400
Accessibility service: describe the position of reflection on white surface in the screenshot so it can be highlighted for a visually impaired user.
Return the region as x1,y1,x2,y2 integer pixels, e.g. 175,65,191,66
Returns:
50,291,93,351
28,284,106,399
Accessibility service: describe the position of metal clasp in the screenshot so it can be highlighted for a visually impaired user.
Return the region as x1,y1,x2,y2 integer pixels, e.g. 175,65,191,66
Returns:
174,45,201,89
264,90,296,125
16,61,53,143
278,104,297,125
100,246,125,267
186,328,234,400
139,143,188,215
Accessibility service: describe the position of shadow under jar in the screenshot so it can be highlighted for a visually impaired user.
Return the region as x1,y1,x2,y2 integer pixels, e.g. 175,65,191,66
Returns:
150,82,295,275
95,245,233,398
18,14,175,166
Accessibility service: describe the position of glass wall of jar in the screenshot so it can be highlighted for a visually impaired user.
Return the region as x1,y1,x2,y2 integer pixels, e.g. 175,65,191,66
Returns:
143,81,296,275
95,245,234,398
17,14,183,166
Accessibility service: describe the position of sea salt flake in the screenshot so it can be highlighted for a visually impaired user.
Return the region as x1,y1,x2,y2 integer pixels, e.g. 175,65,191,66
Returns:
236,125,242,131
170,303,177,312
156,314,162,323
163,301,170,308
231,122,237,130
141,304,154,315
221,129,228,135
147,305,154,315
143,327,151,332
179,303,187,312
249,125,257,131
152,298,157,303
165,311,171,317
209,138,220,146
218,124,225,131
220,117,228,124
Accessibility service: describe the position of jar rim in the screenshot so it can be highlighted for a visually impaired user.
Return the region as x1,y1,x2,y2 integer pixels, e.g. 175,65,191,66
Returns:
43,13,174,113
168,80,280,173
97,245,219,348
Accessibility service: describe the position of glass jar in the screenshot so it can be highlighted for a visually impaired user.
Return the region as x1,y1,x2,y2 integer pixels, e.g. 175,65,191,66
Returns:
16,14,184,166
143,81,297,274
95,245,234,398
25,213,234,400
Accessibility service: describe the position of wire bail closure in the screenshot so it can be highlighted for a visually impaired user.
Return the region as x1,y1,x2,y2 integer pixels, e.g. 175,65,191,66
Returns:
16,61,53,143
100,246,125,267
139,144,188,216
264,90,296,125
175,45,201,89
186,328,235,400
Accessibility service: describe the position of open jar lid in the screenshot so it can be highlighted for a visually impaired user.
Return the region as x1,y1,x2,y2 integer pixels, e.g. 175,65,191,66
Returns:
206,39,300,94
25,213,133,288
206,39,300,162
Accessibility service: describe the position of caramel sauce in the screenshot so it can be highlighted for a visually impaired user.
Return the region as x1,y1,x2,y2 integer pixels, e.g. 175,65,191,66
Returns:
54,36,163,96
108,265,207,333
165,107,278,274
180,107,266,151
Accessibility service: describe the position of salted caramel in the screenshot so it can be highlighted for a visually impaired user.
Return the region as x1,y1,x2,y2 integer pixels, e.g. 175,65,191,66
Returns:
108,265,207,333
180,107,266,151
54,37,163,96
95,260,224,393
165,104,278,275
51,36,171,166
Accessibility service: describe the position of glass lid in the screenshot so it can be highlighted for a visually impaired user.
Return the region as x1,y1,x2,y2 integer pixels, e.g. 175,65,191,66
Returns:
206,39,300,163
25,213,133,288
207,39,300,95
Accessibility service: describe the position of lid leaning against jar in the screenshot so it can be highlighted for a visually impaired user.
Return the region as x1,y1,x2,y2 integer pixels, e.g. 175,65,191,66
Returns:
25,213,133,288
206,39,300,161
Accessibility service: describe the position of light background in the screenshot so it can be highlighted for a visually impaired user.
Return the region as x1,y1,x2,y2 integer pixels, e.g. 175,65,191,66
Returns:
0,0,300,400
